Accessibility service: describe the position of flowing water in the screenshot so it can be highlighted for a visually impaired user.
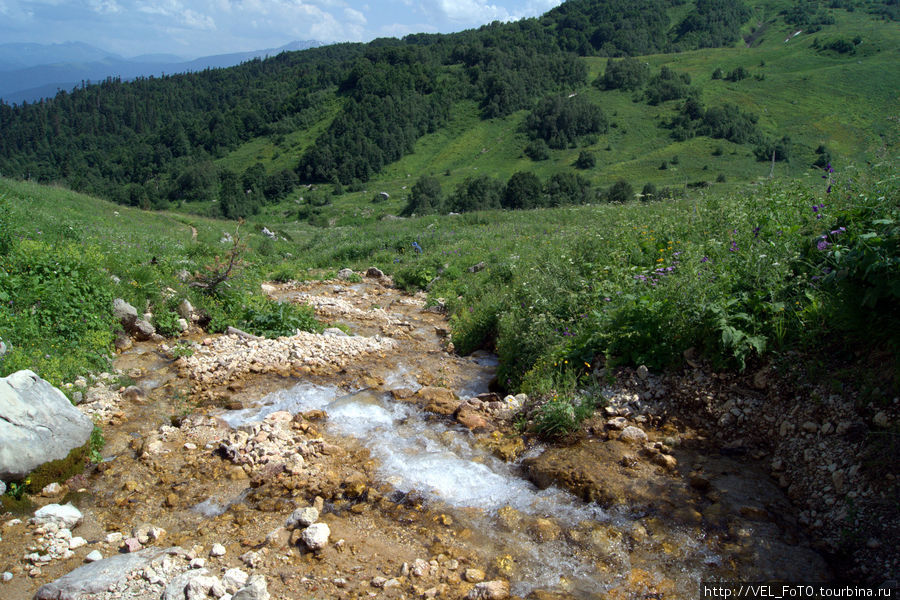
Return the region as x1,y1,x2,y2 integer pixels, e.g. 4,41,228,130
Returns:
220,380,723,597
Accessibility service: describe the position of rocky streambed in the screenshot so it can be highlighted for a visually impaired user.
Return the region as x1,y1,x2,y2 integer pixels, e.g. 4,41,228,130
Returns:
1,272,894,599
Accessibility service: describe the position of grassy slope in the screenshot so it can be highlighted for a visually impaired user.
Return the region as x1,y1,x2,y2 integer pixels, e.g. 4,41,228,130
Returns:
226,3,897,228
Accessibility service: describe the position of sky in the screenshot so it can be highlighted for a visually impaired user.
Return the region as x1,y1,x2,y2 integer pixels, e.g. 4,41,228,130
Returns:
0,0,564,58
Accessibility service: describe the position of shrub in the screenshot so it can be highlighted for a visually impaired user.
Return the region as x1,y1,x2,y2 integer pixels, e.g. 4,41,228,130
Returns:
394,262,437,291
448,176,503,213
239,298,321,338
525,139,551,161
754,136,792,162
402,176,443,216
525,95,608,149
502,172,543,210
726,66,749,81
575,151,596,170
153,309,182,337
596,57,650,91
607,180,634,203
644,67,694,105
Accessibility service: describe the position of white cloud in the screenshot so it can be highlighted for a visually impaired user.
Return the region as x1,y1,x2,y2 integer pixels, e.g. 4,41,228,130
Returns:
379,21,438,37
137,1,215,30
343,6,365,25
88,0,122,14
434,0,510,24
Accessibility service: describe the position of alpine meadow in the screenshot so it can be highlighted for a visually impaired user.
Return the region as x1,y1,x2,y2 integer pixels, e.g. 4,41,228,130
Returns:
0,0,898,598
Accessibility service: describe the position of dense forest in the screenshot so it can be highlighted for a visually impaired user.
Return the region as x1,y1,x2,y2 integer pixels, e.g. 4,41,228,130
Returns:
0,0,896,216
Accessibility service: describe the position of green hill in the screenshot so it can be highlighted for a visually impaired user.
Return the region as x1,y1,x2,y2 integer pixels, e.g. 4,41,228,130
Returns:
1,0,897,221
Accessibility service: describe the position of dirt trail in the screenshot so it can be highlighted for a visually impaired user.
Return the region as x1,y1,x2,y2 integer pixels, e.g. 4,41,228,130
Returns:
1,274,838,599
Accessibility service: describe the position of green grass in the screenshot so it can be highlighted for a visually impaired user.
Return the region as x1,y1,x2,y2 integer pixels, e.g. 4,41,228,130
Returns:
0,178,321,386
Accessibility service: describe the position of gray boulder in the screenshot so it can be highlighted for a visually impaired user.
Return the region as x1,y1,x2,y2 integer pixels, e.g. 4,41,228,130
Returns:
112,298,138,329
132,319,155,341
0,370,94,480
34,503,83,529
337,268,355,280
233,574,270,600
34,547,176,600
177,299,194,320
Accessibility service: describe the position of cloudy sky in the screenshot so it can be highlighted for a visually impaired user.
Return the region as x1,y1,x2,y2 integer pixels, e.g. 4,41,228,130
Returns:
0,0,563,58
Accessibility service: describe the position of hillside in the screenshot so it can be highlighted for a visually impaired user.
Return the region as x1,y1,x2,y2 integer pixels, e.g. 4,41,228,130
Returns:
0,0,896,219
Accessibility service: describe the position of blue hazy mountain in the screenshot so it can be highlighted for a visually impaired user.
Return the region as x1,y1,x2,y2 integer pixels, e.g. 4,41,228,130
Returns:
0,40,321,105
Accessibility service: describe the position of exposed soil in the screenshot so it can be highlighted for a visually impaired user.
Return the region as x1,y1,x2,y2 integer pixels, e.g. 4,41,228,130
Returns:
1,272,893,599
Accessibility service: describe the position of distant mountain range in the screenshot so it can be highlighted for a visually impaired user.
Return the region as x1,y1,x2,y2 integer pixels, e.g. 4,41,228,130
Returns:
0,40,322,105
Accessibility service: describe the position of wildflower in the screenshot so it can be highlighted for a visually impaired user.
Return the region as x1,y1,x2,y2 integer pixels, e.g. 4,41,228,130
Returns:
412,241,423,254
830,227,846,236
817,239,830,251
729,241,738,252
604,297,611,302
753,226,760,238
701,256,710,263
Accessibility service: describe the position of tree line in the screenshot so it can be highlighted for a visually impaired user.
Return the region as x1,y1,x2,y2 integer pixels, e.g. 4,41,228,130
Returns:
0,0,760,216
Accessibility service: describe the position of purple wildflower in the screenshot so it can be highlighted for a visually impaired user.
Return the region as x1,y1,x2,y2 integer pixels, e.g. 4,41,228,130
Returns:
817,239,830,251
701,256,710,263
729,241,738,252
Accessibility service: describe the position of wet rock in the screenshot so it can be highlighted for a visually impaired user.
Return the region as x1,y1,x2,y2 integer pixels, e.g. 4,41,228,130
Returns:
132,319,156,341
34,504,83,529
619,426,648,445
417,386,460,415
606,417,628,431
115,332,133,351
467,580,509,600
1,370,94,480
528,518,562,542
34,547,174,599
265,527,290,549
689,473,711,491
465,568,486,583
300,522,330,551
652,453,678,471
456,406,493,432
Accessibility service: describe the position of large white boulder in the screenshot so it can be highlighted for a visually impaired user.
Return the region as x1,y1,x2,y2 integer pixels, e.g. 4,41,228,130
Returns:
0,370,94,480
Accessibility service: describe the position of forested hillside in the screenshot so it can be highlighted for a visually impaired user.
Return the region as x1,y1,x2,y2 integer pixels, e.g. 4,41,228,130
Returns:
0,0,897,218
